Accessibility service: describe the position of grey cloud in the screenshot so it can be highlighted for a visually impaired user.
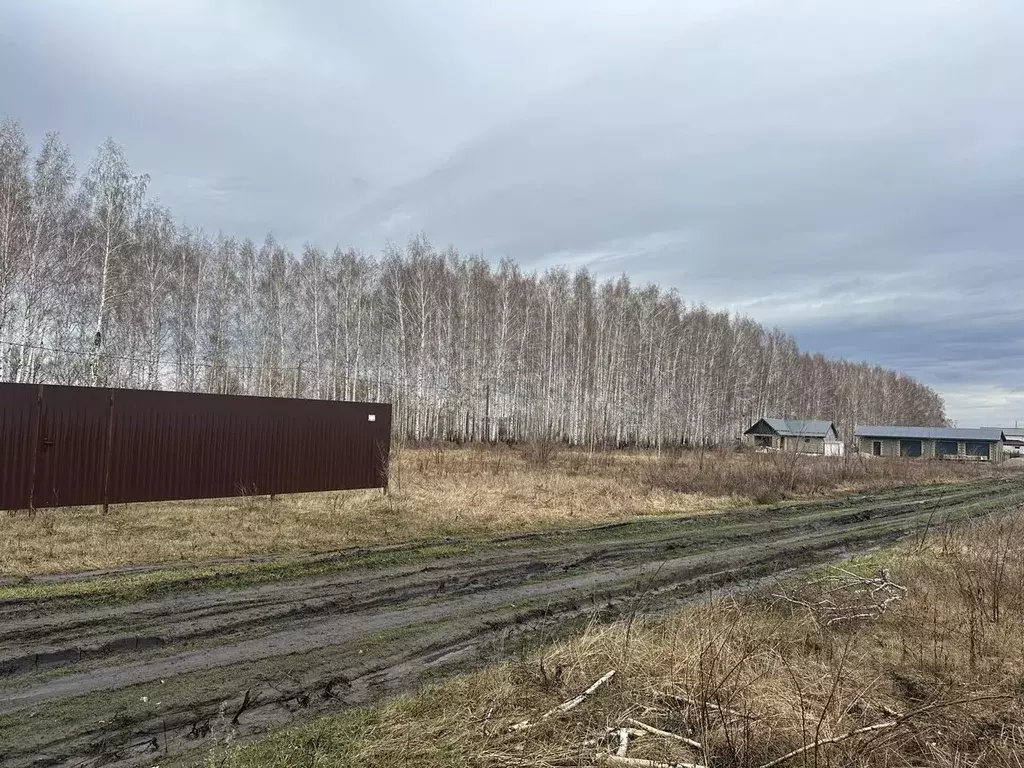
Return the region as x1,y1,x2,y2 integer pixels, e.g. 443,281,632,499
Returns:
3,0,1023,423
329,2,1024,424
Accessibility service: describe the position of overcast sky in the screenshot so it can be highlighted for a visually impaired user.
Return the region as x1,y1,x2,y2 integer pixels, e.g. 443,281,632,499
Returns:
3,0,1023,426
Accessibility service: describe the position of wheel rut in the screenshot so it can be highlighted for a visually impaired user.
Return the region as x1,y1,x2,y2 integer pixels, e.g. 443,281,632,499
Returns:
1,477,1020,767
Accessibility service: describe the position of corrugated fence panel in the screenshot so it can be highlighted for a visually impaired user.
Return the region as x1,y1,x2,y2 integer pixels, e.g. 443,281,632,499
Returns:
0,384,38,510
33,386,110,509
0,383,391,510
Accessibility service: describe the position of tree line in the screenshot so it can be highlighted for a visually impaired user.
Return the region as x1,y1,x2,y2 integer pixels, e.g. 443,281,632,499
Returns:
0,119,946,446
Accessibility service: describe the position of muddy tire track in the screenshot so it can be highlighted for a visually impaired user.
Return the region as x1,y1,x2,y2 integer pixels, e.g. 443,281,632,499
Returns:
1,477,1021,767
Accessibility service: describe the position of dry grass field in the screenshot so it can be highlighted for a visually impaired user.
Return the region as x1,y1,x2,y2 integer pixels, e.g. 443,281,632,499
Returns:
210,505,1024,768
0,443,1001,576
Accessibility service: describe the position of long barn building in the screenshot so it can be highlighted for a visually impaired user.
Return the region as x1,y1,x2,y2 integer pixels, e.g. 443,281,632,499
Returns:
854,426,1006,462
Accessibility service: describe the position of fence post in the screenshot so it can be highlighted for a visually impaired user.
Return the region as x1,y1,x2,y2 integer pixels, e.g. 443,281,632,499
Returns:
27,384,43,512
102,390,115,514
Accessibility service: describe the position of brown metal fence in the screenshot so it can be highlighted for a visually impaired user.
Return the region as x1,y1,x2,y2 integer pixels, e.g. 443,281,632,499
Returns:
0,383,391,511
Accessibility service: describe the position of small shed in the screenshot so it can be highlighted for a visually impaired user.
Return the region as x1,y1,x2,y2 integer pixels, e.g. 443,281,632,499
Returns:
743,418,844,456
854,426,1006,462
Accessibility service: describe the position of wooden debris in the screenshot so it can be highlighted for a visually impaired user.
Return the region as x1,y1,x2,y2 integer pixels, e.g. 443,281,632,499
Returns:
754,721,901,768
549,670,617,716
231,688,256,725
480,704,495,735
509,669,617,732
771,566,908,626
596,753,709,768
615,727,631,757
754,694,1013,768
624,717,702,750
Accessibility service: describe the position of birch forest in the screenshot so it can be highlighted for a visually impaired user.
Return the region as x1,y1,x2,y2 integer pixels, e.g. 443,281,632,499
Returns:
0,121,946,446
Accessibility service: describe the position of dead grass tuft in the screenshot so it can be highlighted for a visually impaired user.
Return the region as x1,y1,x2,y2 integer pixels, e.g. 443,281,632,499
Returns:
0,443,1003,577
638,446,997,504
210,507,1024,768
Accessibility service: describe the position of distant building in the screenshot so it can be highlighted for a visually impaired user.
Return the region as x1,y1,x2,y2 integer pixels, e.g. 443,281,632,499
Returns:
987,426,1024,457
854,426,1006,462
743,418,844,456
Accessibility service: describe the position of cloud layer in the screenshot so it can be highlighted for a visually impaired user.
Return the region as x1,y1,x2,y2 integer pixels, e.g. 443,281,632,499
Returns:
3,0,1022,424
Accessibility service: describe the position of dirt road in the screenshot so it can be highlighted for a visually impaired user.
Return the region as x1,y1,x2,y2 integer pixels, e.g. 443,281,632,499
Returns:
2,477,1023,767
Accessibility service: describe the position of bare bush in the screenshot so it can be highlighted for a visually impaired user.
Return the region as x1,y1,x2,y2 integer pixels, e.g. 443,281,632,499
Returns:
633,448,989,503
771,566,908,627
521,440,559,470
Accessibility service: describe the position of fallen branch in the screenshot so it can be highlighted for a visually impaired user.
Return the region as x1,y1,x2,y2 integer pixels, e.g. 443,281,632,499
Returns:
550,670,617,716
773,567,908,626
231,688,256,725
755,720,899,768
755,694,1014,768
616,728,631,757
624,717,702,750
509,670,617,731
480,704,495,735
596,753,708,768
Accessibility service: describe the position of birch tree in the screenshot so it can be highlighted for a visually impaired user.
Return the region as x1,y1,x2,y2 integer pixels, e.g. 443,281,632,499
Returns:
81,138,149,385
0,120,29,375
14,133,76,382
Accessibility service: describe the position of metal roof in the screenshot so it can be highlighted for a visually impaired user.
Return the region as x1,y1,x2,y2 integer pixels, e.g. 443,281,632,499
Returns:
985,427,1024,438
748,418,839,438
855,425,1005,442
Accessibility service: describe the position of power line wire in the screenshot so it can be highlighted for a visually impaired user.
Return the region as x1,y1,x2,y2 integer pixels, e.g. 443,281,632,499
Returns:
1,337,301,372
0,338,511,399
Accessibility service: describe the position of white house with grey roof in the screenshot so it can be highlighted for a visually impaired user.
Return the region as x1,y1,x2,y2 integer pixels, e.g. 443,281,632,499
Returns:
743,418,844,456
854,426,1006,462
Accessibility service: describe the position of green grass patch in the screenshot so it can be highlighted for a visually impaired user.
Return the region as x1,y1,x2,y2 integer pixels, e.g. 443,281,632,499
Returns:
0,543,473,607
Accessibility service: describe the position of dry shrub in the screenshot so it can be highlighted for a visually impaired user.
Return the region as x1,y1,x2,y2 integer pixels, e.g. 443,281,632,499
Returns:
521,439,559,470
928,510,1024,671
215,507,1024,768
635,449,993,504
